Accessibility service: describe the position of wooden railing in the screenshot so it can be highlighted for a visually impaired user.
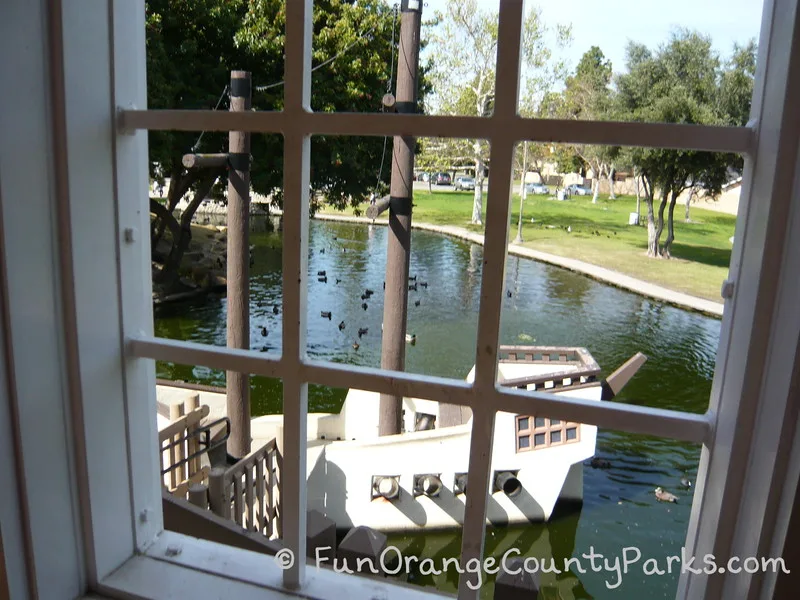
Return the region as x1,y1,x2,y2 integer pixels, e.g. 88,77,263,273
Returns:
189,439,282,540
158,399,210,498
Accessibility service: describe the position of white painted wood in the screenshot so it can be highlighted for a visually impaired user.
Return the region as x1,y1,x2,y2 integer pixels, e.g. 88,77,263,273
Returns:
458,3,523,597
98,532,445,600
678,1,800,599
129,338,710,442
721,63,800,600
119,110,753,154
280,0,313,589
0,235,32,600
129,336,283,378
0,0,85,596
759,393,800,600
58,0,144,581
111,0,164,552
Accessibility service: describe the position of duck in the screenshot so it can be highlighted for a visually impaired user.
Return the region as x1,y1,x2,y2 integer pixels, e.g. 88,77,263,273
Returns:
406,334,416,344
409,283,417,292
590,457,611,469
352,342,360,350
319,248,325,254
506,290,512,298
414,300,421,307
680,477,692,489
260,326,268,337
419,282,428,288
335,278,342,284
655,487,678,503
317,270,326,276
364,288,374,297
358,327,368,338
272,305,279,315
362,302,368,311
321,311,332,320
318,276,327,283
361,293,368,300
259,345,270,352
338,321,345,331
409,275,417,281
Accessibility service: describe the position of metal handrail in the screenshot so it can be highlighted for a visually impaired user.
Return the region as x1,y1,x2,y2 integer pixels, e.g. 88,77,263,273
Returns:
160,416,231,476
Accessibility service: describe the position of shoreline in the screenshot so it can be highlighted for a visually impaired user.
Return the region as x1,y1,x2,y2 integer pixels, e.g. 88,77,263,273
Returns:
312,213,725,319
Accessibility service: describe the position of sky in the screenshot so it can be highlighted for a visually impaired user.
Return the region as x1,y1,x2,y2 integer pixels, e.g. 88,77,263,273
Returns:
419,0,764,75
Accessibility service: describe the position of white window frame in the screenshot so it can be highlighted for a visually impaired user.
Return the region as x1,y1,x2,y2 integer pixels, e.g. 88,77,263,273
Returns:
2,0,800,599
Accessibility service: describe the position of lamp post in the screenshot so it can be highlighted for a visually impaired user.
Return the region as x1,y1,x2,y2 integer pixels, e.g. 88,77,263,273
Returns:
513,141,528,244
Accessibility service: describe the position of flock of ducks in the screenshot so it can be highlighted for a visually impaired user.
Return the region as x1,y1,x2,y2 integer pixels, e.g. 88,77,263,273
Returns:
255,267,428,352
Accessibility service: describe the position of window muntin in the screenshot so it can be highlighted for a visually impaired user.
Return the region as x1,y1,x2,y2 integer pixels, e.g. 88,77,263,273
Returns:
516,414,580,451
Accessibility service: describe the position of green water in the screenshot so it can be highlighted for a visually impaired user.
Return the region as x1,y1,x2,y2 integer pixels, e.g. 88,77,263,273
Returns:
154,219,718,599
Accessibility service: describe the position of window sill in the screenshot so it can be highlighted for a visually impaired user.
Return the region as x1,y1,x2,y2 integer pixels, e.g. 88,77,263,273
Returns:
96,531,446,600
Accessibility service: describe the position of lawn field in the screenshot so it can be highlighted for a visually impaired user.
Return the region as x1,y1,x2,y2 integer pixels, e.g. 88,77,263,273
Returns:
321,189,737,302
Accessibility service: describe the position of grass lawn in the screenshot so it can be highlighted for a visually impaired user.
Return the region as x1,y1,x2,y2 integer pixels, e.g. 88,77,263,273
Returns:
320,190,738,302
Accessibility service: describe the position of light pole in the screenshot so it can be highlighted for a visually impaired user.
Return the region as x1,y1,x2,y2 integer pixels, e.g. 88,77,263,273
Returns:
513,141,528,244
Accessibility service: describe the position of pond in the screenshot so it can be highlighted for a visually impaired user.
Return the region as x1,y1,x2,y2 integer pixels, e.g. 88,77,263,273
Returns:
154,218,720,599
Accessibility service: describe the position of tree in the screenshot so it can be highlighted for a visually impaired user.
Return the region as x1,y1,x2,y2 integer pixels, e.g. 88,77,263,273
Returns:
426,0,569,224
146,0,246,288
616,31,735,258
146,0,407,289
562,47,617,203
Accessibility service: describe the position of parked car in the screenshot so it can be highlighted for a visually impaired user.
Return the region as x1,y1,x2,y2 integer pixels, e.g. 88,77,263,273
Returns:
565,184,592,196
454,176,475,191
434,172,452,185
525,182,550,195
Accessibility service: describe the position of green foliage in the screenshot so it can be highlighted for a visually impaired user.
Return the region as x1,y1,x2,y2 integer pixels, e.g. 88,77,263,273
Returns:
146,0,247,183
146,0,422,209
616,30,738,202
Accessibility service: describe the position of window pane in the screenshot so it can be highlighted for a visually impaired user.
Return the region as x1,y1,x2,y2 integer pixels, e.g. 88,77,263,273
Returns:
550,429,562,444
150,129,285,355
311,1,402,115
566,426,577,440
384,431,701,598
145,1,285,111
550,419,561,426
309,135,490,383
500,142,741,414
518,435,530,449
534,433,546,446
518,417,529,431
535,417,546,428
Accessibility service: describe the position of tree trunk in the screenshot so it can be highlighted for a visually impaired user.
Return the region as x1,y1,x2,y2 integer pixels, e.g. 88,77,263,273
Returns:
685,188,695,222
652,186,669,258
156,171,221,289
662,192,679,258
152,165,200,252
591,176,600,204
646,197,657,256
635,170,641,221
149,198,181,258
472,156,484,225
608,167,616,199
